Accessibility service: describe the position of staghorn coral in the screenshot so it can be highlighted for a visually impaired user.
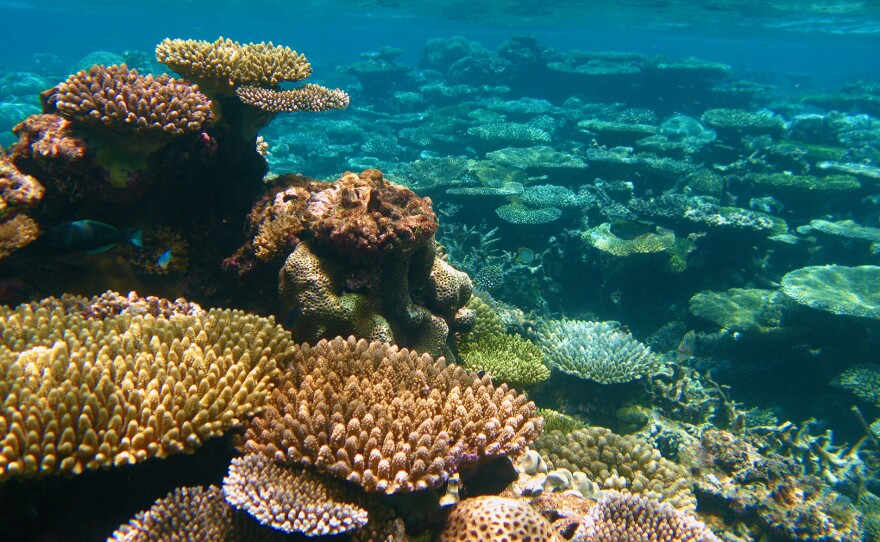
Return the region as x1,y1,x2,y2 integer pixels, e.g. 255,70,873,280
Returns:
222,453,368,536
0,298,289,479
44,64,214,139
155,37,312,94
242,336,542,494
781,265,880,320
458,333,550,387
537,319,664,384
440,495,562,542
306,169,438,260
575,491,720,541
236,84,349,113
535,427,696,511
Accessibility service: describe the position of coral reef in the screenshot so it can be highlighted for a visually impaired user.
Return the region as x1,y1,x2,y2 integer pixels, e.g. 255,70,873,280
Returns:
0,295,289,479
242,336,541,494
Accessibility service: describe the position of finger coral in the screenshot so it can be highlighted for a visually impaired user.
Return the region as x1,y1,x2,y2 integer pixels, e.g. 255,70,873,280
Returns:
535,427,696,511
0,299,290,479
243,336,542,494
576,491,720,541
222,453,368,536
440,495,562,542
45,64,214,139
156,37,312,94
236,84,350,113
537,319,664,384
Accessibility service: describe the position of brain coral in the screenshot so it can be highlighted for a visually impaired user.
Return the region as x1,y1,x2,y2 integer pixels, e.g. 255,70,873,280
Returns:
45,64,214,139
537,319,664,384
222,453,368,536
440,496,562,542
535,427,696,511
781,265,880,319
155,37,312,94
243,336,542,494
576,491,720,541
0,299,290,479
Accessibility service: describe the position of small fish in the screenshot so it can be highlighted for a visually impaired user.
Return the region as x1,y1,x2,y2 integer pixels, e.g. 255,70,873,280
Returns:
515,246,535,265
609,219,659,241
42,220,144,254
677,330,696,361
157,249,173,270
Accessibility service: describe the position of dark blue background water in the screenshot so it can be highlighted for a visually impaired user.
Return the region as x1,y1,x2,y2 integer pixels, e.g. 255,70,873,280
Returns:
1,0,877,88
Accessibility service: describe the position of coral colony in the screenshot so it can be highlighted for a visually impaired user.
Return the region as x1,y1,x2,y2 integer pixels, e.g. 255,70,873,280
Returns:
0,32,879,541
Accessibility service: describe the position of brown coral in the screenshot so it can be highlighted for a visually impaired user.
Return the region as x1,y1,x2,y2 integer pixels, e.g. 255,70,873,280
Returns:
0,214,39,260
576,491,720,541
236,84,350,113
0,153,44,218
222,453,368,536
535,428,696,511
440,496,562,542
155,37,312,94
44,64,214,139
109,485,233,542
243,336,541,494
306,169,438,260
0,300,290,479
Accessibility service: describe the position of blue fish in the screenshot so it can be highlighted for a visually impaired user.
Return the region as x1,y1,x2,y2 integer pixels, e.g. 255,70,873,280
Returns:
42,220,144,254
157,249,173,270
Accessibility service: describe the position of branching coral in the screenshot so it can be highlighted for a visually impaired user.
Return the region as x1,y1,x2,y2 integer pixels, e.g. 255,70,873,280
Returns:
537,319,664,384
575,491,720,541
242,336,542,494
109,486,234,542
535,427,696,511
0,296,290,479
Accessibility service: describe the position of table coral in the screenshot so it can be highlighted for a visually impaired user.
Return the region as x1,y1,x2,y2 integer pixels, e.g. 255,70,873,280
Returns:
236,83,349,113
242,336,542,494
537,318,664,384
781,265,880,320
0,296,290,479
109,486,235,542
689,288,790,333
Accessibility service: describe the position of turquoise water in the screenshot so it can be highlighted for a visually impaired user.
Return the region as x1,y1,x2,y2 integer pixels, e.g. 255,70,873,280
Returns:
1,1,880,541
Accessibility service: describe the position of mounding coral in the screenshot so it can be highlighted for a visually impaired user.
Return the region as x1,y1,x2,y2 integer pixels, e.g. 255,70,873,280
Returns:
242,336,542,494
440,496,562,541
0,293,290,479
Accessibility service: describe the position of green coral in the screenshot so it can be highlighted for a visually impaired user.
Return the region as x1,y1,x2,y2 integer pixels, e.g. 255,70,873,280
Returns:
781,265,880,320
537,408,589,434
458,333,550,386
749,172,861,193
700,108,785,135
832,365,880,404
689,288,790,333
583,222,676,256
798,219,880,245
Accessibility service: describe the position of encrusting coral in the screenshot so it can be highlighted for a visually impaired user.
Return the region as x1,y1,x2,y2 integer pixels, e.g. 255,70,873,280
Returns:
222,453,369,536
0,294,290,479
535,427,697,511
242,336,542,494
440,496,562,541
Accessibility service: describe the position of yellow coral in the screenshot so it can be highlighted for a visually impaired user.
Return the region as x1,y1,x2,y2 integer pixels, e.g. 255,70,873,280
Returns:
0,301,290,479
155,37,312,94
458,333,550,386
